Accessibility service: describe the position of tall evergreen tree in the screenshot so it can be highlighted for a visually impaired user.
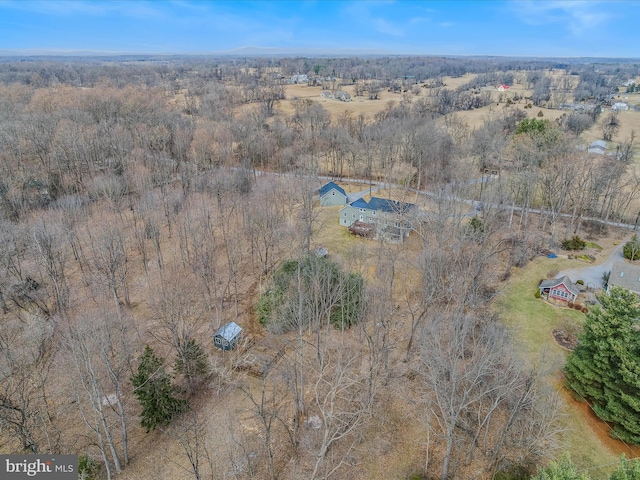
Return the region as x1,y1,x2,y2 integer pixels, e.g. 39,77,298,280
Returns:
565,286,640,444
531,453,589,480
610,456,640,480
131,345,187,432
531,453,640,480
174,338,210,395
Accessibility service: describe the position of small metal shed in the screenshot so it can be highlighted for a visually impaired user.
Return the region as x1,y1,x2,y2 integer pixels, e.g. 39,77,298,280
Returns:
213,322,242,351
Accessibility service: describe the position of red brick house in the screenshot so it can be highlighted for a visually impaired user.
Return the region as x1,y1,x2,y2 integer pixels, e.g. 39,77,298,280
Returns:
539,276,580,303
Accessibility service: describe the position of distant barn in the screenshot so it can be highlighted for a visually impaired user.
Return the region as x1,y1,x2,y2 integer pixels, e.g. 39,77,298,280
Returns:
213,322,242,351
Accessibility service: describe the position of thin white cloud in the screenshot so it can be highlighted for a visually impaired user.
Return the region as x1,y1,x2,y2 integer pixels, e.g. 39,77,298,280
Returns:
510,0,612,35
371,17,404,36
0,0,166,19
439,22,454,28
409,16,429,25
343,1,405,37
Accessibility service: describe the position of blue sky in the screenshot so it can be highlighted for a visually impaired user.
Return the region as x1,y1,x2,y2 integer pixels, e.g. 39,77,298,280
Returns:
0,0,638,57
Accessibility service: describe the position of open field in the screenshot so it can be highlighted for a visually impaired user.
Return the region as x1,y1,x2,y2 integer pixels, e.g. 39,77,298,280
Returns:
281,79,568,129
582,94,640,163
281,83,407,119
280,69,637,153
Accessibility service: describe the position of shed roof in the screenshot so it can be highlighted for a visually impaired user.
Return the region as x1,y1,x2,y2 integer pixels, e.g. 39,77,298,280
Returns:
319,181,346,197
539,276,581,296
609,261,640,294
214,322,242,341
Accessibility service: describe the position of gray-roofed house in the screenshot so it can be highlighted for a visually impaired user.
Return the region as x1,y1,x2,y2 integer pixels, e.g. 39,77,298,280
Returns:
288,74,309,84
214,321,242,351
319,181,348,206
334,91,351,102
340,196,416,243
538,276,580,303
607,261,640,295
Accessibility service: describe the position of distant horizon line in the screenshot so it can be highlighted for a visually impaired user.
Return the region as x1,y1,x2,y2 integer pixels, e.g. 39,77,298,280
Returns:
0,47,639,62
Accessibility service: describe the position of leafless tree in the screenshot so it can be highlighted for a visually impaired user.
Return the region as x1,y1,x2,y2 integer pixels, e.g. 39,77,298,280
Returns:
601,111,620,141
418,311,562,479
0,312,56,454
88,174,128,218
304,342,372,480
87,223,130,313
244,180,289,276
367,81,381,100
217,185,245,317
150,269,207,395
0,221,30,313
168,409,214,480
617,131,636,163
564,111,593,137
54,194,90,267
24,111,58,175
260,81,286,117
32,218,70,313
241,370,296,480
179,196,222,319
292,174,321,255
62,310,133,478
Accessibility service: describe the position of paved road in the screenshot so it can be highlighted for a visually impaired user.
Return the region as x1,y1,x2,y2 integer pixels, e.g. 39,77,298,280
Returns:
555,237,631,289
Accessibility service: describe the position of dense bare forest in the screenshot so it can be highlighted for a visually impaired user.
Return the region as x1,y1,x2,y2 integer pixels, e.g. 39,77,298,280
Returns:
0,55,639,479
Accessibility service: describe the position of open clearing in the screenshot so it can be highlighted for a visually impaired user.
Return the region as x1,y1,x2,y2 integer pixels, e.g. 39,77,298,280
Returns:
281,81,567,130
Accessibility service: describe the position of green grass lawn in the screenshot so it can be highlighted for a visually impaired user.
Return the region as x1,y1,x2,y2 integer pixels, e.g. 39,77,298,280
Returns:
496,257,619,476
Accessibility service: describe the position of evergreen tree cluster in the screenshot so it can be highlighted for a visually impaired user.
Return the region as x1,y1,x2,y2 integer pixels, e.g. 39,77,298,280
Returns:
564,287,640,444
531,453,640,480
561,235,586,251
174,338,210,392
515,117,550,135
131,345,188,432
